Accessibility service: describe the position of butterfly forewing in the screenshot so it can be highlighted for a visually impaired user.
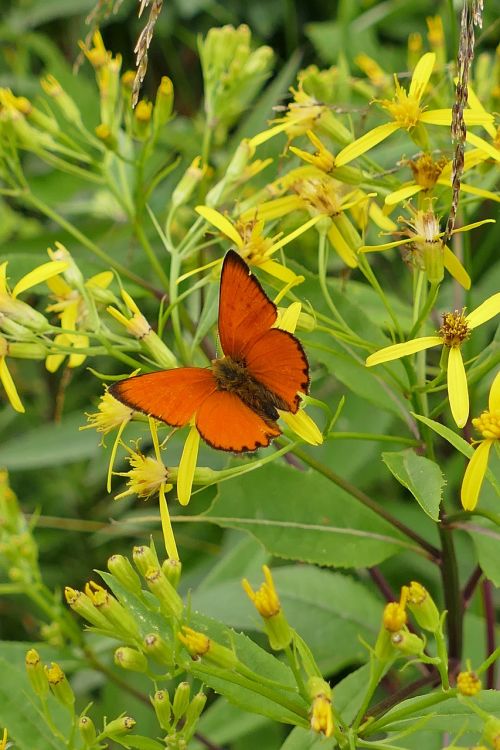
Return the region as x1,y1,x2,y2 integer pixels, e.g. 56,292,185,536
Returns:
218,250,277,359
109,368,216,427
195,390,281,452
244,328,310,413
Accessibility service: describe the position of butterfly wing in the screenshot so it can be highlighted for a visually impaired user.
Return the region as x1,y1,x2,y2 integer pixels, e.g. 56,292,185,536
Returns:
218,250,277,359
244,328,309,413
195,390,280,452
109,368,216,427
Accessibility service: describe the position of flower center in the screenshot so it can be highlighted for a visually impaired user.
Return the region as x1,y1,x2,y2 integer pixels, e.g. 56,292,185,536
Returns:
380,81,423,129
293,178,342,216
473,409,500,440
439,310,470,347
409,154,447,189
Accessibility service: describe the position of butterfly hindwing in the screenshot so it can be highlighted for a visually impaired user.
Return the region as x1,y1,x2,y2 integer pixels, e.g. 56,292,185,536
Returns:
109,368,216,427
218,250,277,360
244,328,310,413
195,390,281,452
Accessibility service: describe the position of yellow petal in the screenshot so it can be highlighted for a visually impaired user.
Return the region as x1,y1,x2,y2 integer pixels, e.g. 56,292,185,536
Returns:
46,274,71,297
279,409,323,445
466,293,500,329
489,370,500,412
335,122,400,167
249,122,290,147
327,223,358,268
177,425,200,506
409,52,435,99
461,439,493,511
368,202,397,231
419,109,453,125
465,83,497,138
452,218,495,234
87,271,114,289
465,132,500,162
360,236,418,253
462,110,495,126
195,206,243,248
457,183,500,203
60,300,79,331
159,483,179,561
177,257,222,284
366,337,441,366
277,302,302,333
442,246,471,290
0,356,25,413
385,184,423,206
258,259,303,285
268,215,322,253
447,347,469,428
241,195,304,222
0,263,7,295
12,260,69,298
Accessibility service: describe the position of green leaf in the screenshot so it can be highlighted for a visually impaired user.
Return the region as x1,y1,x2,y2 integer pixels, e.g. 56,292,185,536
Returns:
280,727,326,749
0,412,100,469
465,521,500,586
204,463,416,568
192,698,272,749
334,664,371,724
381,449,444,521
192,566,381,674
115,738,165,750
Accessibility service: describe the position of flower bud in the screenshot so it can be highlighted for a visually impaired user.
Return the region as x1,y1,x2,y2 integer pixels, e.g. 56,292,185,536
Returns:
423,242,444,285
383,601,407,633
114,646,148,673
153,76,174,132
45,662,75,709
390,629,426,656
134,100,152,139
84,580,141,639
107,554,142,596
143,633,174,666
182,692,207,741
95,123,117,150
64,586,111,630
79,716,97,745
456,670,481,696
308,677,334,738
145,567,183,619
172,157,207,208
242,566,292,650
0,471,21,532
99,716,136,739
178,626,238,670
40,75,82,125
25,649,49,698
404,581,440,633
133,544,160,576
172,682,191,723
151,689,171,730
162,558,182,589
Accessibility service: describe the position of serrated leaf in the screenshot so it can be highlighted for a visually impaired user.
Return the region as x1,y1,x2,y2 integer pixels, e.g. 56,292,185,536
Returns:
382,449,444,520
465,521,500,586
204,463,417,568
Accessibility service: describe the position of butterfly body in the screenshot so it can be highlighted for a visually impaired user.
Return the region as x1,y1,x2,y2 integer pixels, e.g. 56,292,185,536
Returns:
110,251,309,453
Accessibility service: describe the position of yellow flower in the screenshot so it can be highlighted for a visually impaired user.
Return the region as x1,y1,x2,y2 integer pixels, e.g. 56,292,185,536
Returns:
360,207,496,290
461,370,500,511
0,259,67,331
114,449,171,501
308,678,334,738
335,53,494,166
383,598,407,632
355,53,389,90
456,670,482,696
242,175,372,268
193,205,320,284
366,295,500,428
242,564,281,619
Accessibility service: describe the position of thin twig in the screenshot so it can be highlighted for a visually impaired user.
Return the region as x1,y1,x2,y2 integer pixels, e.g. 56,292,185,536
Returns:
482,579,496,689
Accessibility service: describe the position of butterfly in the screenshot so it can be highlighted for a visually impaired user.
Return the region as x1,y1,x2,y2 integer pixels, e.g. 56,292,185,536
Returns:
110,250,309,452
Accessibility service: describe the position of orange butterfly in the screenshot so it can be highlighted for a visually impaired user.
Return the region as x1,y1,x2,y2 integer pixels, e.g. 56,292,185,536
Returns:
110,250,309,452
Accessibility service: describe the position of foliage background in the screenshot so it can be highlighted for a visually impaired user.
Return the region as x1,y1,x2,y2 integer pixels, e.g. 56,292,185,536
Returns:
0,0,499,748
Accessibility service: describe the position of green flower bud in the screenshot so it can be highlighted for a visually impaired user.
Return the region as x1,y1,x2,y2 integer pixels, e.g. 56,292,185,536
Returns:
95,123,117,150
171,157,207,208
142,329,178,369
404,582,440,633
153,76,174,132
64,586,112,630
143,633,174,666
79,716,97,745
107,554,142,596
133,544,160,577
390,629,426,656
374,626,395,662
45,662,75,709
151,689,171,730
99,716,136,739
114,647,148,673
423,242,444,285
182,692,207,741
162,558,182,589
484,716,500,750
145,567,183,619
84,581,141,640
172,682,191,723
25,649,49,698
0,472,21,532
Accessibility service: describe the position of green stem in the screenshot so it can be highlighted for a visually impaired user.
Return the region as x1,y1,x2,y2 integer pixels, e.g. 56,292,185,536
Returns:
438,522,462,662
358,255,402,339
409,282,439,338
362,690,454,735
134,219,171,290
24,192,162,297
288,444,441,561
284,644,308,701
327,432,420,446
352,657,388,731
